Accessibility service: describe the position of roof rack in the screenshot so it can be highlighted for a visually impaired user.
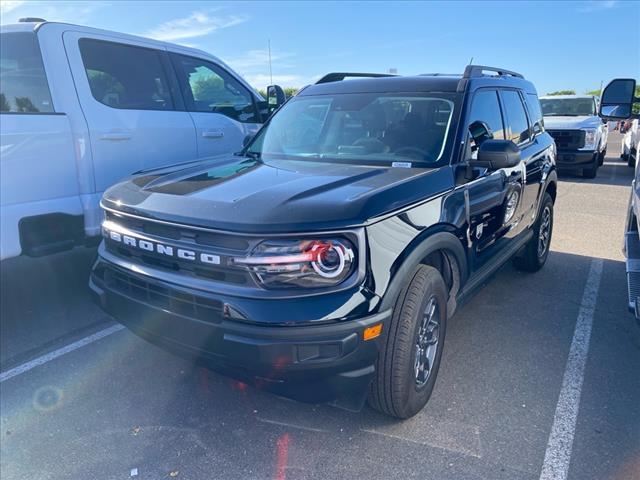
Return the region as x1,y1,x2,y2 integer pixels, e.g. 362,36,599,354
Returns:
18,17,47,23
463,65,524,79
315,72,396,84
420,73,462,77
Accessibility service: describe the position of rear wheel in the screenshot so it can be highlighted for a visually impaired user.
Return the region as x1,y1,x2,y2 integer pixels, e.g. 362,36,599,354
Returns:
368,265,447,419
513,193,554,272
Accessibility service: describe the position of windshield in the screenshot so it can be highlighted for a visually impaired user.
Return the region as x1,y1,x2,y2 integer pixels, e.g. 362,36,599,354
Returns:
540,98,595,116
247,92,456,166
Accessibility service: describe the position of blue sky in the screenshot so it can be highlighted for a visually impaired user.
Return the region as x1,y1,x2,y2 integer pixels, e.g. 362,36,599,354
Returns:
1,0,638,93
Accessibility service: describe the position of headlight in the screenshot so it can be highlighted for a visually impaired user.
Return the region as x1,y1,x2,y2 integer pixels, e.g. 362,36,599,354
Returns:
581,129,597,150
233,238,356,288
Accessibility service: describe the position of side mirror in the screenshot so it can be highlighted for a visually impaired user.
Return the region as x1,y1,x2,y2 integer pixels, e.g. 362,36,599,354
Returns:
472,140,521,170
267,85,286,113
599,78,638,120
469,120,493,145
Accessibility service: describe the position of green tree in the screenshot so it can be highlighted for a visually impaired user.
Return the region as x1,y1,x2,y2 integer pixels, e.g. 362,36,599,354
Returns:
14,97,38,112
585,89,601,96
191,76,224,101
257,87,299,99
0,93,10,112
546,90,576,96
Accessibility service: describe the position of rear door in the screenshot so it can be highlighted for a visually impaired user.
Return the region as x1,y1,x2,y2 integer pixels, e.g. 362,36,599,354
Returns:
500,89,545,230
170,53,262,157
63,32,197,192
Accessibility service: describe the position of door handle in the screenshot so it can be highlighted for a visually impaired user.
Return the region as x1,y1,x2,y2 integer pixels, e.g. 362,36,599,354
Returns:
100,132,132,141
202,129,224,139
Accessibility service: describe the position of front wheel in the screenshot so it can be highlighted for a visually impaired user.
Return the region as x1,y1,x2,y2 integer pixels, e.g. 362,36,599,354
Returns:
513,193,554,272
368,265,447,419
629,149,637,168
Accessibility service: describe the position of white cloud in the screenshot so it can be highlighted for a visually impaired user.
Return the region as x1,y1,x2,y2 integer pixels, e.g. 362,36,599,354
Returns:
142,11,248,42
578,0,617,13
243,74,312,91
228,49,294,71
0,1,25,15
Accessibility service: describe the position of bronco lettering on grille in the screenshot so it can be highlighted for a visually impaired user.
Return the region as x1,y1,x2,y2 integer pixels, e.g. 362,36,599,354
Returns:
104,228,220,265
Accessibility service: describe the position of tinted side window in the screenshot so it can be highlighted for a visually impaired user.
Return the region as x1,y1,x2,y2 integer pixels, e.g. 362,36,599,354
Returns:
0,32,54,113
502,90,530,144
173,55,258,123
468,90,505,140
525,93,544,134
466,89,505,158
79,39,174,111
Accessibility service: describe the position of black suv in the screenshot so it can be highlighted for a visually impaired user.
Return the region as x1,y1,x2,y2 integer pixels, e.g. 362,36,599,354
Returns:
90,66,557,418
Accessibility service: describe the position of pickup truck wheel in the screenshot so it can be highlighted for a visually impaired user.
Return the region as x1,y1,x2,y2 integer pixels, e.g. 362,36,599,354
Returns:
583,162,598,179
598,149,606,166
368,265,447,419
629,149,637,168
513,193,554,272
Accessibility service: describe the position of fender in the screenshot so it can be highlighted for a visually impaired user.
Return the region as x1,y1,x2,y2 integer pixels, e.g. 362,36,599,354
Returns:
379,229,468,313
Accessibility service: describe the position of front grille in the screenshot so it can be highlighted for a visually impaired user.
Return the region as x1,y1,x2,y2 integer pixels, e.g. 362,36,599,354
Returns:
97,265,224,323
547,129,585,150
103,210,256,286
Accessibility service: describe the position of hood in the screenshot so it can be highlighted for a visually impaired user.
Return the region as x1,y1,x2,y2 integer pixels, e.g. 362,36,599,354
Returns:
102,156,454,233
544,115,602,130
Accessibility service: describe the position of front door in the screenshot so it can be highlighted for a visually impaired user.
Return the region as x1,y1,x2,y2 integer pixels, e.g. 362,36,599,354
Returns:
462,88,527,272
63,32,197,194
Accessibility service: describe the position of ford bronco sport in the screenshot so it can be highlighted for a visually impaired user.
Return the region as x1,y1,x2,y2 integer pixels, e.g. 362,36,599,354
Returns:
90,66,558,418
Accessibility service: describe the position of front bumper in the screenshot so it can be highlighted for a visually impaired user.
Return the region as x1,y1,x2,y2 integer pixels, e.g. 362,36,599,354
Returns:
555,150,597,168
90,256,390,410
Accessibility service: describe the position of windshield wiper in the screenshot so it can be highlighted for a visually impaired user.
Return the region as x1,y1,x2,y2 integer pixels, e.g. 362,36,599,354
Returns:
243,151,262,159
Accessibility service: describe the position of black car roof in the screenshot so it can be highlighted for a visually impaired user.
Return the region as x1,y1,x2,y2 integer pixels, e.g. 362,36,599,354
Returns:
298,69,538,96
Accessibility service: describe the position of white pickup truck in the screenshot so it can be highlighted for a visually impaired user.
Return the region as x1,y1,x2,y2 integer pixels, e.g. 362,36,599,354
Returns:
540,95,608,178
1,19,271,260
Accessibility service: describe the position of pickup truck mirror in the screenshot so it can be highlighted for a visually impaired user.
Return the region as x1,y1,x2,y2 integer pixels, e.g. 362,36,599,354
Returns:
599,78,638,120
471,139,521,170
267,85,286,113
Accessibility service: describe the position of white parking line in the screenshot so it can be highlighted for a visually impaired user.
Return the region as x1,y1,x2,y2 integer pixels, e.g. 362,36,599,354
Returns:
539,258,604,480
0,324,124,383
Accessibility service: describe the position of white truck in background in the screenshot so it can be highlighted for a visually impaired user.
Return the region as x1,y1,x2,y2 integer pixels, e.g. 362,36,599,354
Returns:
1,19,276,260
540,95,608,178
621,118,638,167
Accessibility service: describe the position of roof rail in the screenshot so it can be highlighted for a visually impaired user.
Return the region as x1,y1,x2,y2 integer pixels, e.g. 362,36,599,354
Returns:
463,65,524,79
419,73,462,77
18,17,47,23
315,72,396,84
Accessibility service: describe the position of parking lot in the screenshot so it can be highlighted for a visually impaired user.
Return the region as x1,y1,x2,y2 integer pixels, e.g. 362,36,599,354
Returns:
0,133,638,480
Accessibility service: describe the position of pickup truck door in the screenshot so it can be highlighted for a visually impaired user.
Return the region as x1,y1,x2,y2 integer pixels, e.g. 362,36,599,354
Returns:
169,53,263,157
62,31,197,194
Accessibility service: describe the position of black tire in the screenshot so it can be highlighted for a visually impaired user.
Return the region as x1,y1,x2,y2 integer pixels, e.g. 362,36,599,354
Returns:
598,149,606,166
368,265,447,419
629,149,637,168
583,162,598,179
513,193,554,272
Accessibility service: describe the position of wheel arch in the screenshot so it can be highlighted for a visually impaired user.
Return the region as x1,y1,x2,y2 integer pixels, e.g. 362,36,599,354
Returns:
379,226,468,317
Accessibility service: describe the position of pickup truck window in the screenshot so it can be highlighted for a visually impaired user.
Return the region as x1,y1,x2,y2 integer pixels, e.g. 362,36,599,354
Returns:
540,97,596,116
79,39,174,111
173,55,259,123
501,90,531,145
0,32,54,113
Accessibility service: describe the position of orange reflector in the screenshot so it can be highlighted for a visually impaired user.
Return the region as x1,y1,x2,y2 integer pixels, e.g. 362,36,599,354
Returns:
363,323,383,341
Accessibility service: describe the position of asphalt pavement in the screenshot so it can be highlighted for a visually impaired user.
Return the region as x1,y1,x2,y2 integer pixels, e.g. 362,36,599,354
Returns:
0,133,638,480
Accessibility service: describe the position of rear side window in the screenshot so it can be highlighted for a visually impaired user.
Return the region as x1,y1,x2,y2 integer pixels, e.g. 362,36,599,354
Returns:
0,32,54,113
525,93,544,134
172,54,259,123
79,39,174,111
501,90,531,144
